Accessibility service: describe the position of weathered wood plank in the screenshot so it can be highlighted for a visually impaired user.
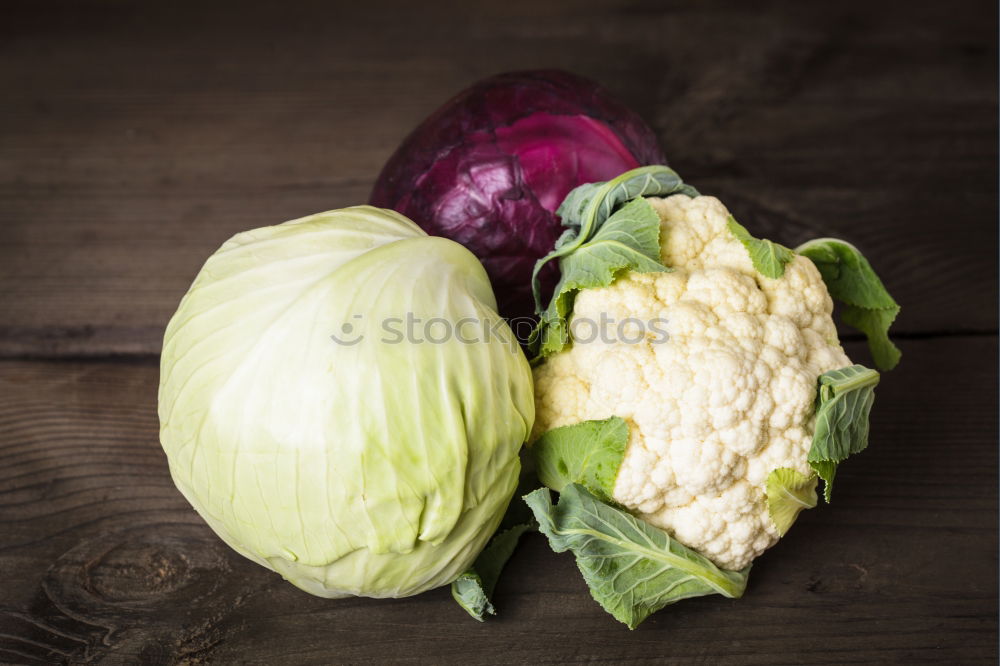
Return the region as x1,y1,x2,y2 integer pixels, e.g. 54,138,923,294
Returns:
0,0,996,355
0,337,995,663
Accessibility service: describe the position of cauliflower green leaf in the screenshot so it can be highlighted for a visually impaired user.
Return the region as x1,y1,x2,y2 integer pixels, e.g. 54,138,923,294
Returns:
552,165,698,242
808,364,880,501
530,165,696,358
726,216,796,279
452,523,534,620
531,198,668,357
525,484,749,630
451,468,538,621
765,468,818,536
532,416,628,503
797,238,901,370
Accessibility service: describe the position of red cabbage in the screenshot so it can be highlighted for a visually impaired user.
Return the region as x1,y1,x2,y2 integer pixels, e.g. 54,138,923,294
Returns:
370,70,666,322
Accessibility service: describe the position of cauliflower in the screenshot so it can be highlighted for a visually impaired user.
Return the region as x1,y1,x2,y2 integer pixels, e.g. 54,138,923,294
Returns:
521,165,894,629
532,193,852,571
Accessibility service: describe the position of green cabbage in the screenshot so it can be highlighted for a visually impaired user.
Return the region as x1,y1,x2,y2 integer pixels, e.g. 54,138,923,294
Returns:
158,206,534,598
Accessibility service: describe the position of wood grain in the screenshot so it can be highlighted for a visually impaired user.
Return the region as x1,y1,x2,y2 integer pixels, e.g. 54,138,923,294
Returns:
0,0,996,356
0,1,996,663
0,338,995,664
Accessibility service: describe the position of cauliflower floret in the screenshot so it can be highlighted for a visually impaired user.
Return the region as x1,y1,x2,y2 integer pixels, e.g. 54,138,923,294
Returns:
532,194,851,571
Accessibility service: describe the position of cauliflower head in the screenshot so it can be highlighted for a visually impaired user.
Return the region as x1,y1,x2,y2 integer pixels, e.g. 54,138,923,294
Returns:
532,193,852,571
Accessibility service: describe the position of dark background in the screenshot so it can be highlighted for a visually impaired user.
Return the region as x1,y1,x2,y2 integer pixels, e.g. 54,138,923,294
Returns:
1,1,997,663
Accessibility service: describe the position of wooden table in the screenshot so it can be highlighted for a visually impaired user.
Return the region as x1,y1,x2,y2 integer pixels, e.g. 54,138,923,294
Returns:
2,1,996,663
